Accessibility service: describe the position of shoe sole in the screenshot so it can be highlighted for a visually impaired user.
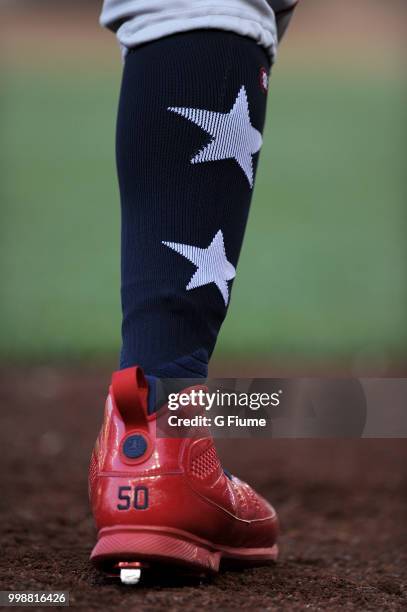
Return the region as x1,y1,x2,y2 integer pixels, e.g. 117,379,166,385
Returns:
91,525,278,577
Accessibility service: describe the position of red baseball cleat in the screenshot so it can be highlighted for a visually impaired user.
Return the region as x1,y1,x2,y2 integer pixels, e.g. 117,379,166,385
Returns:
89,367,279,584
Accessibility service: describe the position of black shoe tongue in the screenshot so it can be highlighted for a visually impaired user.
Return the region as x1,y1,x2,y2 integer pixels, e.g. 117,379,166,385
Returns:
146,377,206,415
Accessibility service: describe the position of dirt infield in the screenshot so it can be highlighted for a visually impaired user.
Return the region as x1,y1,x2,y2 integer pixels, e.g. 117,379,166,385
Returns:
1,366,406,610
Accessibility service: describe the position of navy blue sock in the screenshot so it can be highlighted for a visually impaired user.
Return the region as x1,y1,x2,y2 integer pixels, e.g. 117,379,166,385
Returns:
116,30,270,377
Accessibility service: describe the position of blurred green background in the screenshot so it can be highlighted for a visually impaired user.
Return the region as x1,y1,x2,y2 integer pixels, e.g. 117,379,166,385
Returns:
1,1,406,369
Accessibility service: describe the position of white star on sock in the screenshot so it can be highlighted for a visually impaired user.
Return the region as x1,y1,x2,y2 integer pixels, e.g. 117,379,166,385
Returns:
162,230,236,306
168,85,262,188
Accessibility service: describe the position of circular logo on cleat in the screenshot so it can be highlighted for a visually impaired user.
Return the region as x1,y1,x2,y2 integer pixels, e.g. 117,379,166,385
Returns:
122,434,148,459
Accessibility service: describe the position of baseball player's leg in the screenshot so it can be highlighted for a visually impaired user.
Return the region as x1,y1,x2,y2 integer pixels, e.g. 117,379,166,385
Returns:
88,0,297,582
